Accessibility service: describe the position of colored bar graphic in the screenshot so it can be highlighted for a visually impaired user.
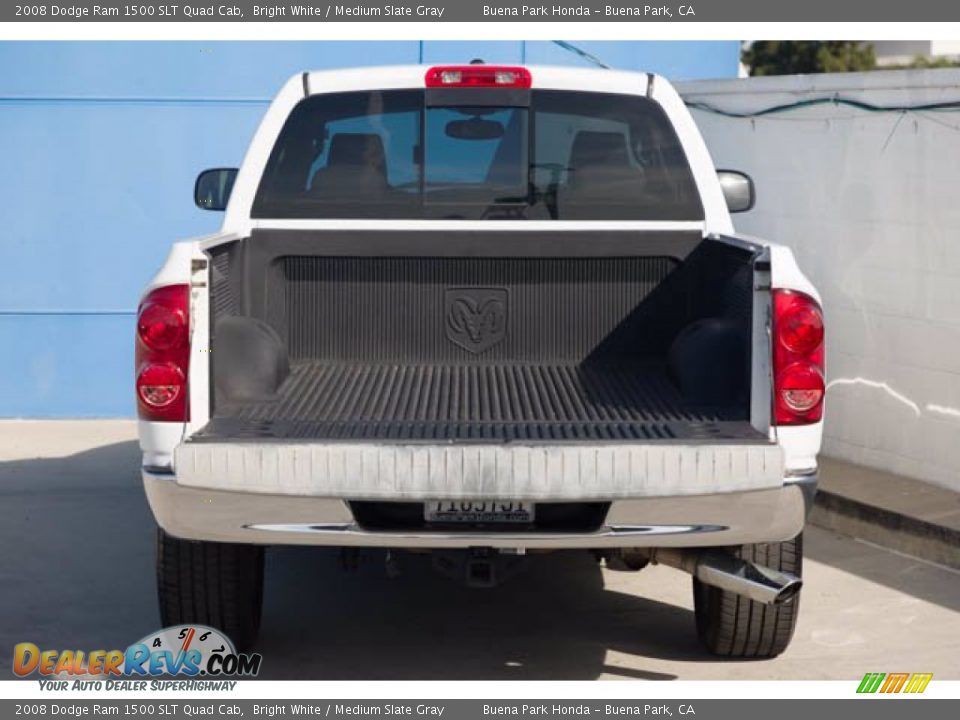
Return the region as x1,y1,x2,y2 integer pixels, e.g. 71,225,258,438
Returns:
880,673,910,693
857,673,886,693
904,673,934,694
857,672,932,694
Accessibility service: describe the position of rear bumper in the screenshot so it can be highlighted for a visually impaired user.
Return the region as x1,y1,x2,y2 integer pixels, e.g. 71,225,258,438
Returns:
173,440,785,499
143,469,815,549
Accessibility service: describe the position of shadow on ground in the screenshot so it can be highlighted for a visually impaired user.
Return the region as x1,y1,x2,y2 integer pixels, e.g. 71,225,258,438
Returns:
258,547,694,679
805,520,960,614
0,440,157,668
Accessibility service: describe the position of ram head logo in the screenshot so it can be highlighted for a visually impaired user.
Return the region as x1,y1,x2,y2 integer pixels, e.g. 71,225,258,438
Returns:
444,288,508,354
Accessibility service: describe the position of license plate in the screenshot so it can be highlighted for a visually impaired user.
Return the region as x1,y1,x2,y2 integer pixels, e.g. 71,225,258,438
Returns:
424,500,534,524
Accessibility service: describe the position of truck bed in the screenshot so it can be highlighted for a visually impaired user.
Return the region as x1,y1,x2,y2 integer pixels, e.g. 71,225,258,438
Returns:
198,230,764,446
194,360,763,443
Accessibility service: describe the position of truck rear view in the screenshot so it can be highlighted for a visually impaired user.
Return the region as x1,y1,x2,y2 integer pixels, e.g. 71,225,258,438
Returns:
137,65,824,658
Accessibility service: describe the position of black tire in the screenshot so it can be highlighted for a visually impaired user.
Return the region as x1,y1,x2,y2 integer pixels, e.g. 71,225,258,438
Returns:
156,528,264,652
693,534,802,658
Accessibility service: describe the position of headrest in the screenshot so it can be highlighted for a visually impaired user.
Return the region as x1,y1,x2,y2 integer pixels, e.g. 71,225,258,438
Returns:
568,131,631,170
327,133,387,172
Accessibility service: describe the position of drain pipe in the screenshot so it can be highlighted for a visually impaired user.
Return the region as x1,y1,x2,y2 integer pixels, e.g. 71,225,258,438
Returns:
648,548,802,605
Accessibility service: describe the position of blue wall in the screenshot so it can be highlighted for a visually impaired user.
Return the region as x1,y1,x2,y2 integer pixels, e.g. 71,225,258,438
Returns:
0,41,740,416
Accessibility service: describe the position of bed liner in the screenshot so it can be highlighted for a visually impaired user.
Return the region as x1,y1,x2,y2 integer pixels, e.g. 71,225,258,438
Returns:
191,360,765,444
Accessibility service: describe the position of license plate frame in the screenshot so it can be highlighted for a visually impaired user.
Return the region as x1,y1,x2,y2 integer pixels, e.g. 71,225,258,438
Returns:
424,500,535,524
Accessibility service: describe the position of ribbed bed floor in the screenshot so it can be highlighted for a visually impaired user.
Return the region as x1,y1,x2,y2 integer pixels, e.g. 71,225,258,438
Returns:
195,362,764,443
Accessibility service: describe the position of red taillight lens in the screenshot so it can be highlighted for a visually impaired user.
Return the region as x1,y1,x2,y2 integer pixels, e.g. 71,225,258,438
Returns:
137,363,185,408
777,363,825,415
773,290,825,425
136,284,190,421
424,65,532,89
776,291,824,355
137,299,187,351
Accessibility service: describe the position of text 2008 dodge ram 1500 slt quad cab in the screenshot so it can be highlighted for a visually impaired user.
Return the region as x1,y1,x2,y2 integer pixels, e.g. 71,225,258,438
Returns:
137,64,824,658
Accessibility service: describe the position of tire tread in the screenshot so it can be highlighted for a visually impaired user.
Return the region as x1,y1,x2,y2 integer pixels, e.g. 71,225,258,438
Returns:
694,534,802,658
156,528,264,651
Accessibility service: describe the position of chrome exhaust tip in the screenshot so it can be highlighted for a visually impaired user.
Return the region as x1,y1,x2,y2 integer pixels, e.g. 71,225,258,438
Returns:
695,552,802,605
650,548,802,606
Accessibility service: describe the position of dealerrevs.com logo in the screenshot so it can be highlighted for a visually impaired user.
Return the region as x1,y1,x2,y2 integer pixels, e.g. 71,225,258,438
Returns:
13,625,262,688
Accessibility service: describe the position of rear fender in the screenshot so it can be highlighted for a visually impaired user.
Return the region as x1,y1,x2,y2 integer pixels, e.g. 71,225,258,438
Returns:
732,238,823,472
137,239,214,470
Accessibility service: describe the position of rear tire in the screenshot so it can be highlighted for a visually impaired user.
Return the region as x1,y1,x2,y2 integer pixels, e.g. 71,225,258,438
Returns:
693,534,802,658
156,528,264,652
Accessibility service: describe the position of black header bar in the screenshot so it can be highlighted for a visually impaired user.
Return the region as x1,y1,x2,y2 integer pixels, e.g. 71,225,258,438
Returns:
4,1,959,22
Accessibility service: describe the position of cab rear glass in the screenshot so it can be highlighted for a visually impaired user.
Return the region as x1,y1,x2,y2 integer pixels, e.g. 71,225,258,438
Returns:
251,89,704,221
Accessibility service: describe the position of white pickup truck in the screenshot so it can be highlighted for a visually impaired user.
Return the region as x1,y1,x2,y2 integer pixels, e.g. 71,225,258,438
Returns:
137,64,824,658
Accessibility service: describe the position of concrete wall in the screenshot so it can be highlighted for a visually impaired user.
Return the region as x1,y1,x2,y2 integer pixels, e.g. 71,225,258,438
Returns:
873,41,960,66
0,41,739,418
679,69,960,491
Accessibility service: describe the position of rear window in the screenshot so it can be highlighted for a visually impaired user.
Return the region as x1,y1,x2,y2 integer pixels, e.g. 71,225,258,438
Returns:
252,89,703,221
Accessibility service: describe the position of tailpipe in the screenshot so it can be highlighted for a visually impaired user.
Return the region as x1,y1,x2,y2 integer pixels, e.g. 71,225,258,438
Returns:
650,548,802,606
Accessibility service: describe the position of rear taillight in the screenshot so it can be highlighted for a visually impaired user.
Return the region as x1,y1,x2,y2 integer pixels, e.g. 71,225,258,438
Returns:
136,284,190,421
424,65,532,89
772,289,825,425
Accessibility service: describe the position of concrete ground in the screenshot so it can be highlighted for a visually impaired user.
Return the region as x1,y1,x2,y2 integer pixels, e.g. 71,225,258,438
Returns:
1,420,958,680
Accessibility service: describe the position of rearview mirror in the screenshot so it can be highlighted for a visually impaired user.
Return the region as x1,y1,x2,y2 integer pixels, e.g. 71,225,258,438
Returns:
717,170,755,213
194,168,238,211
445,117,505,141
